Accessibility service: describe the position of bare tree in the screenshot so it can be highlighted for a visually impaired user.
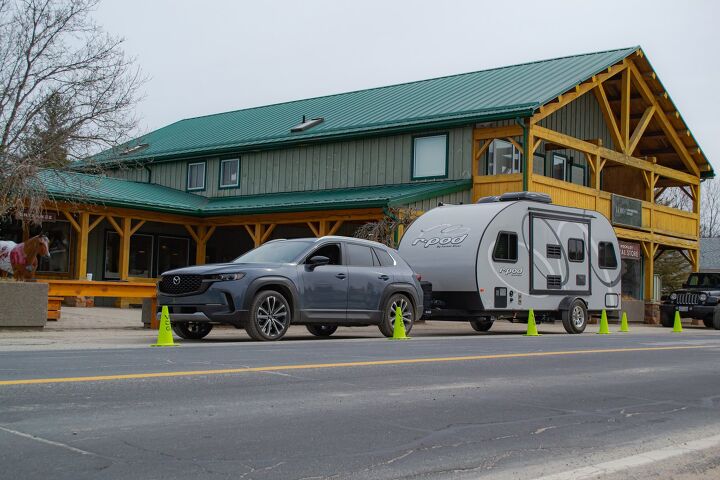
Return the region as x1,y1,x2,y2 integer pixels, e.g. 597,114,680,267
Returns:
0,0,144,222
354,208,420,248
656,178,720,237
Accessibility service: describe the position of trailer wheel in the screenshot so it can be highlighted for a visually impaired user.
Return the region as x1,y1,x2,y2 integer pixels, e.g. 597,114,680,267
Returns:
470,317,494,332
561,299,587,334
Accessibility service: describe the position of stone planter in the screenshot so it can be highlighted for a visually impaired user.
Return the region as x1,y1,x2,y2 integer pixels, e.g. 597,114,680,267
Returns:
0,281,48,328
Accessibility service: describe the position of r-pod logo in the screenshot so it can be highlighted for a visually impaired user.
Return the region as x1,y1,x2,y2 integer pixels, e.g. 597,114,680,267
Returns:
411,224,469,248
499,267,523,276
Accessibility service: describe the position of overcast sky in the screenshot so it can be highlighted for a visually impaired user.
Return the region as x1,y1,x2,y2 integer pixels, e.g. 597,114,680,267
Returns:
95,0,720,169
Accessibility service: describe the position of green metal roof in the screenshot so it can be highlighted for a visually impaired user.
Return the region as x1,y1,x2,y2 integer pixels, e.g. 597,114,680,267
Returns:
88,47,638,165
40,170,471,216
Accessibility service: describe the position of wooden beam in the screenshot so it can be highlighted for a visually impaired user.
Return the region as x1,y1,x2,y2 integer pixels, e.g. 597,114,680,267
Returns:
75,212,89,280
627,61,700,176
327,220,344,236
106,216,123,236
473,125,523,140
119,218,131,281
88,215,105,233
627,105,656,154
260,224,276,243
203,225,216,243
61,211,81,233
306,221,320,237
532,125,699,186
184,224,200,243
593,83,625,152
194,225,207,265
473,139,491,178
129,219,146,236
620,69,631,152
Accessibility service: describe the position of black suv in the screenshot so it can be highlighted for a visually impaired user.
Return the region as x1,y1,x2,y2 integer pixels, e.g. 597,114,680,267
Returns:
157,236,423,341
660,271,720,329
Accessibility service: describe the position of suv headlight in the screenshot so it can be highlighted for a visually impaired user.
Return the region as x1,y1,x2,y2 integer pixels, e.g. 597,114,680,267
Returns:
699,293,708,303
208,273,245,281
669,293,677,301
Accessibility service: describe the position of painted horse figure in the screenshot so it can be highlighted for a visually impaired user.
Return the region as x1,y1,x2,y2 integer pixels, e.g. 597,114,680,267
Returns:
0,235,51,281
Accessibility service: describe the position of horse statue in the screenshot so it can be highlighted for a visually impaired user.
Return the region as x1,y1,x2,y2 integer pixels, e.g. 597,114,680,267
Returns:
0,234,51,281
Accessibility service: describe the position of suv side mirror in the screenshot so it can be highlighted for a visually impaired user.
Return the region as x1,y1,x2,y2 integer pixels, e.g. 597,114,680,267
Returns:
307,255,330,270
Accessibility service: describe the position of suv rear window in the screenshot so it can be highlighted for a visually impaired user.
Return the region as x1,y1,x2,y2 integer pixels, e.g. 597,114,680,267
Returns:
346,244,375,267
373,248,395,267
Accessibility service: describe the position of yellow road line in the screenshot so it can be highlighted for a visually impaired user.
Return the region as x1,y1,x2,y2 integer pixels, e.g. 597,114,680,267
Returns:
0,345,711,386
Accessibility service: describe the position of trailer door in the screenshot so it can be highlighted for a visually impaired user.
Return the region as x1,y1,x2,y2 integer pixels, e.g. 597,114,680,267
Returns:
529,213,590,296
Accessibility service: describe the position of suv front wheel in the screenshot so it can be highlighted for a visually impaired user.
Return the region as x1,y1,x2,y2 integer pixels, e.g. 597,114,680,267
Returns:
246,290,291,341
379,293,414,338
171,322,213,340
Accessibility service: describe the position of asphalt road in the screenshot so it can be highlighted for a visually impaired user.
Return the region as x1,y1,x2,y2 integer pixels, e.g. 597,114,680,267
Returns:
1,329,720,479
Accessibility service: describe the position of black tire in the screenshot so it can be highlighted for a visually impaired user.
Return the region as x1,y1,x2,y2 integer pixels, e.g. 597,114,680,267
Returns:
561,299,588,334
703,318,714,329
306,324,338,337
379,293,414,337
171,322,213,340
470,317,494,332
245,290,291,341
660,308,675,328
713,308,720,330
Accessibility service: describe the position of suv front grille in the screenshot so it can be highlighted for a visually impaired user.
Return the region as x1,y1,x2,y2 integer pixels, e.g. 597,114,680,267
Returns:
677,293,699,305
159,274,204,295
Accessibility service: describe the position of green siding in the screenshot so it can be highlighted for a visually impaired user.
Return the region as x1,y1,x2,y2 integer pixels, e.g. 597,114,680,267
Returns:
107,127,473,198
405,190,473,211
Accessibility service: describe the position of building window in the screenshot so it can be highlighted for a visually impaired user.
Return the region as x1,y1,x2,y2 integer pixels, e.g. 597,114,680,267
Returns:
157,236,190,275
551,153,567,181
187,161,206,191
568,238,585,262
219,158,239,188
486,139,522,175
37,220,71,273
412,134,448,179
598,241,618,269
104,232,154,279
493,232,518,263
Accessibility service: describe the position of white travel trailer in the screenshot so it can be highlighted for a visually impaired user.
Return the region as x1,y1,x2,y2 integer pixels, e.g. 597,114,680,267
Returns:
398,192,622,334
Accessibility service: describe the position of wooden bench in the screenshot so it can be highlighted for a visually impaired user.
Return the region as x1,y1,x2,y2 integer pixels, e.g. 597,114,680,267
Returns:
39,280,159,328
47,296,64,321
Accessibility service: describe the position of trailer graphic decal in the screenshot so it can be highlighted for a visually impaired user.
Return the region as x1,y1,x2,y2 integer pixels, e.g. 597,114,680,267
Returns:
410,224,469,248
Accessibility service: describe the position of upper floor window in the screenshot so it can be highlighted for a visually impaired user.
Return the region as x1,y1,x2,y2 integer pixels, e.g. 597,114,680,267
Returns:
187,161,206,191
412,134,448,179
486,139,522,175
220,158,239,188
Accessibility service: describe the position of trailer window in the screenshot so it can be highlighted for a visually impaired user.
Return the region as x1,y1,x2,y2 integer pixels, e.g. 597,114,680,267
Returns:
568,238,585,262
493,232,518,263
598,242,617,269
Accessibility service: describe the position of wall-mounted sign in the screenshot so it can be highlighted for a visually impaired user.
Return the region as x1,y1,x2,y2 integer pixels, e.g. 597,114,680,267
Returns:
14,211,57,223
611,194,642,228
618,240,642,260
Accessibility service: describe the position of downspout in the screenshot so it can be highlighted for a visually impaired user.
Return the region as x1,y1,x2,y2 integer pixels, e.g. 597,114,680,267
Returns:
515,118,529,191
144,165,152,183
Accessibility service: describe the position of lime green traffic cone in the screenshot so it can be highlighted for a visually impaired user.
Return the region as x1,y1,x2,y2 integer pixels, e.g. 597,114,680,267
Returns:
524,309,540,336
390,306,410,340
152,306,178,347
597,309,610,334
672,310,683,333
619,311,629,333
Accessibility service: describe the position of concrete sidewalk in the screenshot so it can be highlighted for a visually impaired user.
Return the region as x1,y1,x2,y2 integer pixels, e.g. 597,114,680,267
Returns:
0,306,713,351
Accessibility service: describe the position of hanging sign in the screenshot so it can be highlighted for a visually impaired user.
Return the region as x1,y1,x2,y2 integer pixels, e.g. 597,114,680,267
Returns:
618,240,642,260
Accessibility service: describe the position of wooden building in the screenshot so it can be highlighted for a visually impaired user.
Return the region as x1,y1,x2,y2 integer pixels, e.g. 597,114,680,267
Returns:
2,46,712,311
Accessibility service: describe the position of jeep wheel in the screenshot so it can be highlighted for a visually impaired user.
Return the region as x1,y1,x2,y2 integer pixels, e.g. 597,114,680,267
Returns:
171,322,213,340
703,318,714,329
306,324,338,337
660,308,675,328
246,290,291,341
561,299,587,334
470,317,494,332
713,308,720,330
379,293,414,338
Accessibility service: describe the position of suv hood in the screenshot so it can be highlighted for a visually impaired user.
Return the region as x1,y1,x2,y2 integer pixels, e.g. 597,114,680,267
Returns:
161,262,290,276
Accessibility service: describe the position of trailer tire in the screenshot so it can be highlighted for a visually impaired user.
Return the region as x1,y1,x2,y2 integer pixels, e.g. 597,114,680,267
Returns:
561,299,587,334
470,317,494,332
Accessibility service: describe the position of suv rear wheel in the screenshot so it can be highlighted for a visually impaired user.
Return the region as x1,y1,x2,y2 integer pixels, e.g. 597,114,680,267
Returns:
306,324,338,337
171,322,213,340
246,290,291,341
379,293,414,338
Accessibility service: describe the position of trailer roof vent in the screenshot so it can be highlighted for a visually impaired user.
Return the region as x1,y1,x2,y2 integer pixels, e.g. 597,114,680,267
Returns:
498,192,552,204
290,116,324,133
475,195,500,204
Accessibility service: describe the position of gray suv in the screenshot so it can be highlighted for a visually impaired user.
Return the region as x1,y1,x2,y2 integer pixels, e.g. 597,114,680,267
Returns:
157,236,423,341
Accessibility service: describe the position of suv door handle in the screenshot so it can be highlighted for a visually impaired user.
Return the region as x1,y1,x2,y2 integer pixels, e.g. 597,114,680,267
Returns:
335,273,347,279
378,274,390,281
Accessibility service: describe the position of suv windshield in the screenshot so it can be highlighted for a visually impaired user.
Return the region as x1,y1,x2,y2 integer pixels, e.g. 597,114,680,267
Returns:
234,240,313,264
686,273,720,287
